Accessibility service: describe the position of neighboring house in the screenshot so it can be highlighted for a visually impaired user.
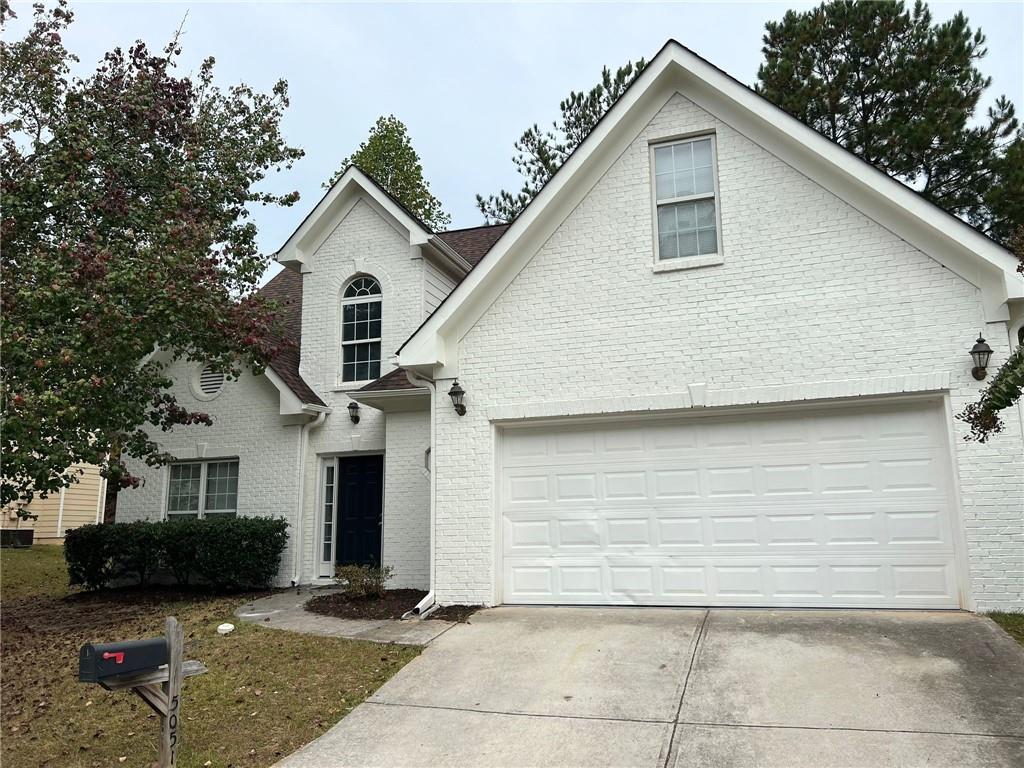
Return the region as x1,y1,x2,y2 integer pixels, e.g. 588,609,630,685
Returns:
119,41,1024,612
2,464,107,545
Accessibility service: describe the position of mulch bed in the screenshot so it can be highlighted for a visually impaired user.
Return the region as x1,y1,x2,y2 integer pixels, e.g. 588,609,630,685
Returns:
305,589,427,620
427,604,482,623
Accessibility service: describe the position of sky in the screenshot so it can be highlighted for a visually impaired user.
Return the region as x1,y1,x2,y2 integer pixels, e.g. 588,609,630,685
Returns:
6,0,1023,283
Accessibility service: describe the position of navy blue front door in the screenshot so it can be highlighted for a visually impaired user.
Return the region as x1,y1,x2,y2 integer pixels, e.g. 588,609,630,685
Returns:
336,455,383,567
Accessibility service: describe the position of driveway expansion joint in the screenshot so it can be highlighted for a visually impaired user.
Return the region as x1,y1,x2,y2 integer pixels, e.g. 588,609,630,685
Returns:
675,720,1024,741
662,608,711,768
365,699,671,725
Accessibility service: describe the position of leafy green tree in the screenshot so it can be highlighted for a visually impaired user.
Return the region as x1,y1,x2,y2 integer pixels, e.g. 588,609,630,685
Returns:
476,59,646,224
960,227,1024,442
1,1,303,510
327,115,451,231
757,0,1021,245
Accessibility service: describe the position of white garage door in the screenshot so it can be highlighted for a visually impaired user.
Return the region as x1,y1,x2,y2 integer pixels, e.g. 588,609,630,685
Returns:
499,400,961,608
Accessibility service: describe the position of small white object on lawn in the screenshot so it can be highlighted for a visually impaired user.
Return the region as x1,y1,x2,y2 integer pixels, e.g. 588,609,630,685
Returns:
217,622,235,635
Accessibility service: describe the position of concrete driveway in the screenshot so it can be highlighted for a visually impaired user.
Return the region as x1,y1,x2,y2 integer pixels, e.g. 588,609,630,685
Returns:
278,607,1024,768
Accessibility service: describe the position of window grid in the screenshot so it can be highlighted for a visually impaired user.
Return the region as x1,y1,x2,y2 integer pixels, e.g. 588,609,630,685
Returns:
322,464,335,564
341,277,382,383
166,460,238,519
653,136,720,260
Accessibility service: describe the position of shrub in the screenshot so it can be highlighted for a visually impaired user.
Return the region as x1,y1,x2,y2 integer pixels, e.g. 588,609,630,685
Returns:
111,521,163,585
334,564,392,599
192,516,289,591
63,517,289,591
64,523,118,590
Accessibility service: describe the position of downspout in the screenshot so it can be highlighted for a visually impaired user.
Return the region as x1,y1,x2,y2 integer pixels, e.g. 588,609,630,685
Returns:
292,410,328,587
404,370,437,617
56,487,66,539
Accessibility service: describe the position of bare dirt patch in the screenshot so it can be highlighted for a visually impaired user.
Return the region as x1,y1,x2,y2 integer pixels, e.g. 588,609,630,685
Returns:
428,604,483,623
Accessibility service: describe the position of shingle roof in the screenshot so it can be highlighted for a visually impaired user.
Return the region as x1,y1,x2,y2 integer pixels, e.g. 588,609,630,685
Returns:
357,367,422,392
259,267,326,407
436,224,510,267
259,222,507,405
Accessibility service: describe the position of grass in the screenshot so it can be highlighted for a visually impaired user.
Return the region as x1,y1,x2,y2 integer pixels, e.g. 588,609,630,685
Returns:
989,611,1024,647
1,546,421,768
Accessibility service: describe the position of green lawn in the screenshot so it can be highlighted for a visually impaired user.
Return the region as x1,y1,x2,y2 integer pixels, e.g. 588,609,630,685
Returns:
0,545,420,768
989,611,1024,647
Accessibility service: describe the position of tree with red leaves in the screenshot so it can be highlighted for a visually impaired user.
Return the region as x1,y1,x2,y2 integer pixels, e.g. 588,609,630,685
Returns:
1,1,304,510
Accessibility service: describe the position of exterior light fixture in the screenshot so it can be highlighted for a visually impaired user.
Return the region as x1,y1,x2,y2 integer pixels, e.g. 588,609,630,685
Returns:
448,380,467,416
347,401,361,424
970,334,993,380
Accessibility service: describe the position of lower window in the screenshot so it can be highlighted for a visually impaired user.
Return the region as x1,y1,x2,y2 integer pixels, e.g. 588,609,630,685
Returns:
167,460,238,519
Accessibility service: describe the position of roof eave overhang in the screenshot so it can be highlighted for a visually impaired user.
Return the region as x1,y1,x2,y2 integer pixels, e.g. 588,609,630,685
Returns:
264,367,329,416
349,387,430,413
276,167,435,274
398,40,1023,372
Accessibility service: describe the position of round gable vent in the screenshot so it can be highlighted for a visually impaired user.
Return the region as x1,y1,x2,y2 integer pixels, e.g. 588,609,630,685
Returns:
193,365,225,400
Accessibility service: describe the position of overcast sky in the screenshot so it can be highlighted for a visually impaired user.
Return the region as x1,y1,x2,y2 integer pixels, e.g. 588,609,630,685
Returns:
7,1,1023,282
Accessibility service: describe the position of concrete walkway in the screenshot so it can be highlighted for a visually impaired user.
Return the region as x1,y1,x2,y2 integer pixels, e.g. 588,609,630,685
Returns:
276,607,1024,768
234,589,454,646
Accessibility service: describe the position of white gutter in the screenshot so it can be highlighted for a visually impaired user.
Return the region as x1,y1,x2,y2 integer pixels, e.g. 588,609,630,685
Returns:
292,409,329,586
404,370,437,617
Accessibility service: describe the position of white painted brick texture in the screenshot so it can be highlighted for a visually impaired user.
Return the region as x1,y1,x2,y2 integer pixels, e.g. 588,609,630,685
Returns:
433,92,1024,609
383,411,431,589
121,198,434,587
117,366,302,586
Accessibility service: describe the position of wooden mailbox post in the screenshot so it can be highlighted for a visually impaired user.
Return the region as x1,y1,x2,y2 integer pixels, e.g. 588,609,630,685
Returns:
80,617,207,767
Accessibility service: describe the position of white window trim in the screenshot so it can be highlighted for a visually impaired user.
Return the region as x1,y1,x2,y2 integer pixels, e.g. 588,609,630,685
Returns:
339,277,383,386
649,132,725,271
164,459,239,519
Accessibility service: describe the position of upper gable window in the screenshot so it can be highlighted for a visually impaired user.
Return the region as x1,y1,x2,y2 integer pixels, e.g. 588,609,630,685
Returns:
652,135,721,261
341,276,382,383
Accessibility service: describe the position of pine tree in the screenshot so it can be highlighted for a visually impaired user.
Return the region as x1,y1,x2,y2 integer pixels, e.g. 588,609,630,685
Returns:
757,0,1021,245
476,59,646,224
327,115,451,231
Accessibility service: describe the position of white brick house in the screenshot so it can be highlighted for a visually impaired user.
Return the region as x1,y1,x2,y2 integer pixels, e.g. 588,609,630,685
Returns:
120,41,1024,612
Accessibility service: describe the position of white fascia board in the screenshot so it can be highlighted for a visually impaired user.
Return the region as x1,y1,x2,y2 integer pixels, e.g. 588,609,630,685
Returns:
427,236,472,275
264,367,322,417
276,167,433,272
398,41,1021,368
398,66,673,370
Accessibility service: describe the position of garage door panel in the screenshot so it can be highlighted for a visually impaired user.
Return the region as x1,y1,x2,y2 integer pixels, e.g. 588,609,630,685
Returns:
500,402,960,609
505,556,958,607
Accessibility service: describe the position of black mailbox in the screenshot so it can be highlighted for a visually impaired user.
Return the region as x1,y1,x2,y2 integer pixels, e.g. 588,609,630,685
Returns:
79,638,168,683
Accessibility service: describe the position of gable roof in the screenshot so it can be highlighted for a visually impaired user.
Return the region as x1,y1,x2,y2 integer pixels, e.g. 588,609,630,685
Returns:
258,266,326,407
258,222,508,406
275,165,470,274
436,224,510,267
397,39,1023,370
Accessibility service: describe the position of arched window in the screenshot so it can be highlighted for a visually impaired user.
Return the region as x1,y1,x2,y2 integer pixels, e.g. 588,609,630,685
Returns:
341,276,382,382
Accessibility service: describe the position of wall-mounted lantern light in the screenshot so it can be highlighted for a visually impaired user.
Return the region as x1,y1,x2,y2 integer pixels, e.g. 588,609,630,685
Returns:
347,401,361,424
448,380,467,416
970,334,993,380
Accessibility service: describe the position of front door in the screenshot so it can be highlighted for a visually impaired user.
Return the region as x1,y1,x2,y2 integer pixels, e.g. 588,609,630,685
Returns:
336,455,383,567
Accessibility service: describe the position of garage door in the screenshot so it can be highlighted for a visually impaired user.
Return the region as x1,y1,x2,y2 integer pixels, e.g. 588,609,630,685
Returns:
499,400,961,608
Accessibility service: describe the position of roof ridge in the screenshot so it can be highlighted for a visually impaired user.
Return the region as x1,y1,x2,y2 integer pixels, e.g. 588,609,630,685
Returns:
439,222,511,235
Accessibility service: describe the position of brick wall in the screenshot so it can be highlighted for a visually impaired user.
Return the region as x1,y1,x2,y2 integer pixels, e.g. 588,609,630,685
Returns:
383,410,431,589
118,367,303,585
431,92,1024,610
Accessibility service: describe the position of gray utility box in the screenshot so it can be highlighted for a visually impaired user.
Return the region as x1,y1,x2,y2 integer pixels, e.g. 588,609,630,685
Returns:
79,638,168,683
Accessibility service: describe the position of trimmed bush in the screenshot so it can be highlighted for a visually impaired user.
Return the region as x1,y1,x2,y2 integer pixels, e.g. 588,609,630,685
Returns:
64,517,289,591
334,564,392,599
